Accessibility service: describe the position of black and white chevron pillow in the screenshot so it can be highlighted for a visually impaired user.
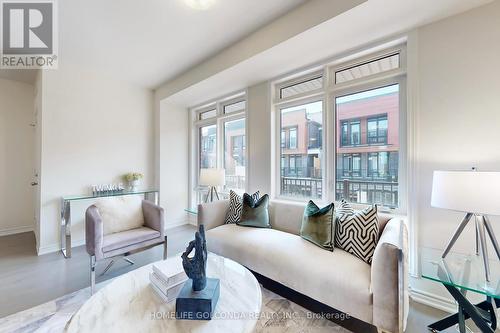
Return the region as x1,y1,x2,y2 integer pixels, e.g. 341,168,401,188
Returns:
224,190,260,224
335,200,379,264
336,199,355,222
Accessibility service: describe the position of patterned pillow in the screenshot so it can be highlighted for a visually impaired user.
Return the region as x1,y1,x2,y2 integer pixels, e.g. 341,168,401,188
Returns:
335,200,379,264
224,190,260,224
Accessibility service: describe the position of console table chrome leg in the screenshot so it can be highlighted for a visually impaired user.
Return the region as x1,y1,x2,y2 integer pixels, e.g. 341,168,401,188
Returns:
483,216,500,260
61,199,72,258
477,216,491,282
123,257,134,265
442,213,473,259
100,260,115,276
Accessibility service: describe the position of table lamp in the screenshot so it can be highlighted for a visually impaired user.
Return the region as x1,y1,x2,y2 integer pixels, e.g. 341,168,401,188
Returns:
199,168,225,203
431,170,500,281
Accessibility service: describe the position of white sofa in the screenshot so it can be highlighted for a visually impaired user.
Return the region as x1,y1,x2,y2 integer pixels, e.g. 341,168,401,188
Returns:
198,199,409,333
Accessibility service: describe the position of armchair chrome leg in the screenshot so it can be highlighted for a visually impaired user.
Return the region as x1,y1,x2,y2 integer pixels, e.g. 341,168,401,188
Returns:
90,255,96,295
123,257,135,265
163,235,168,260
100,259,115,277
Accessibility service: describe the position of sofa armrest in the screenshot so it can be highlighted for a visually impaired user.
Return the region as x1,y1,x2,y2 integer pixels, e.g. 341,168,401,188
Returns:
197,200,229,230
142,200,165,238
371,217,409,333
85,205,104,260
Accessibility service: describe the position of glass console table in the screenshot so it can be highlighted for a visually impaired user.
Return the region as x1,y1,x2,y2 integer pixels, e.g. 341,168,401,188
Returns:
421,247,500,332
61,190,159,258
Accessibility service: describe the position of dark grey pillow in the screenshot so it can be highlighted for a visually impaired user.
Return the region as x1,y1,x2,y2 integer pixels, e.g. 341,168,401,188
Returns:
237,193,270,228
300,201,335,251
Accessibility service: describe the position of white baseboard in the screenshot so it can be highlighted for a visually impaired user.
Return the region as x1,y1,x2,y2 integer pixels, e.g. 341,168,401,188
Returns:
37,239,85,256
410,287,457,313
165,218,190,230
0,225,33,237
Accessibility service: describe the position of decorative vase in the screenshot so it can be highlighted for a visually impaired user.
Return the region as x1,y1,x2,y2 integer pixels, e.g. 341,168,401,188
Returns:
129,179,140,192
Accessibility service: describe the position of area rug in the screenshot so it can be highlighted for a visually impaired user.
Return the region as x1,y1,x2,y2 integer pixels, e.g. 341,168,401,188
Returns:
0,282,351,333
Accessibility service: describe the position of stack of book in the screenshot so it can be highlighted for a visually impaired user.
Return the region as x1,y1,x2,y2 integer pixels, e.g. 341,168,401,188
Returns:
150,257,188,303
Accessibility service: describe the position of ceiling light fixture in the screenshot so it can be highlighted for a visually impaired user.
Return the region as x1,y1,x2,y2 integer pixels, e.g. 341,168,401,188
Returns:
184,0,216,11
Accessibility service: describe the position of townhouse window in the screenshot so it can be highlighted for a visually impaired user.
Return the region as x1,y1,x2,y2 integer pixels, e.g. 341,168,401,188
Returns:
340,119,361,146
367,115,388,144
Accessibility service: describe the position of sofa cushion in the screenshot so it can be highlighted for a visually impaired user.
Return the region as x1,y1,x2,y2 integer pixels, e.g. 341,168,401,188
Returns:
95,195,144,235
300,201,335,251
335,201,380,264
224,190,260,224
206,224,373,323
102,227,160,252
238,194,270,228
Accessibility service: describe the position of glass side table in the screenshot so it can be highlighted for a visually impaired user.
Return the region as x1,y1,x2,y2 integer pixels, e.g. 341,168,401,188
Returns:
421,247,500,332
184,208,198,215
60,189,159,258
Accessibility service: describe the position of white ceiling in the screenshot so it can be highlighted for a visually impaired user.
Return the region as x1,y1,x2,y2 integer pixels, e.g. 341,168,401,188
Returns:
0,0,306,87
165,0,494,107
58,0,306,88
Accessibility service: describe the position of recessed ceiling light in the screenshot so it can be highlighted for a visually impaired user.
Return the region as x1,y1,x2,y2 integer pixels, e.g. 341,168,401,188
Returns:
184,0,216,10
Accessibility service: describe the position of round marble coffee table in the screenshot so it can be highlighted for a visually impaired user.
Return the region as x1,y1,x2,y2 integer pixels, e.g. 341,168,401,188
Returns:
65,253,262,333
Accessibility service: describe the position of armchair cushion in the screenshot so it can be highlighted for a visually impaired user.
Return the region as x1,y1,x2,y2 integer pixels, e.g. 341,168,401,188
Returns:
95,195,144,235
102,227,160,253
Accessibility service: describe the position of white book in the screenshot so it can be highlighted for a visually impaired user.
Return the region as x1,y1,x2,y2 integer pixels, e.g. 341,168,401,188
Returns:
152,256,187,288
149,272,186,303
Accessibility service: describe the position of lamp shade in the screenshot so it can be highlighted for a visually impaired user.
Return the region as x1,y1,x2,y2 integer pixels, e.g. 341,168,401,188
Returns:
431,171,500,216
199,168,225,187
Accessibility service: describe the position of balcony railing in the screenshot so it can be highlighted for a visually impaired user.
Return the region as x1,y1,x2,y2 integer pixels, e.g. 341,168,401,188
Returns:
280,176,398,208
336,179,398,208
281,176,322,199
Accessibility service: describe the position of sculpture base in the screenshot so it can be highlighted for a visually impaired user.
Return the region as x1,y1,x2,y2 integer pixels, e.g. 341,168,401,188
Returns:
175,278,220,320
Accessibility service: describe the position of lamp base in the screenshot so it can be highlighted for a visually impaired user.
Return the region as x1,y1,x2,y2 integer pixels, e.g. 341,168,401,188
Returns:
442,213,500,282
204,186,220,203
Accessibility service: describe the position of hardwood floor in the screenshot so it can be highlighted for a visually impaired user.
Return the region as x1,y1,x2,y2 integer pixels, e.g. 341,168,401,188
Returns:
0,225,464,332
0,224,197,318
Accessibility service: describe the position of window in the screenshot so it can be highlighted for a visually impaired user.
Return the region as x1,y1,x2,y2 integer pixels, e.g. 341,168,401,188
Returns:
335,53,400,85
367,115,388,144
281,127,298,149
224,100,246,114
280,100,323,199
279,75,323,100
199,125,217,169
273,45,405,210
199,109,216,120
335,84,400,207
224,119,246,191
192,93,246,205
340,119,361,146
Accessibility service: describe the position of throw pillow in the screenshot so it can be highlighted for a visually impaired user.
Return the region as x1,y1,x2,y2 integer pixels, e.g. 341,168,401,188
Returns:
336,199,355,221
224,190,260,224
300,201,335,251
335,200,379,264
237,193,270,228
95,195,145,235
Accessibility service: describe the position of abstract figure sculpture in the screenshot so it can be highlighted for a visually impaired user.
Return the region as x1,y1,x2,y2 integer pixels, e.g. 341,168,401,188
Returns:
176,224,220,320
181,224,208,291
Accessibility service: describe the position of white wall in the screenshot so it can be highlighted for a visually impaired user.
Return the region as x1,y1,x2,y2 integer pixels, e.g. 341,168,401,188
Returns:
0,79,35,236
410,0,500,307
247,82,272,195
158,100,189,227
37,64,154,254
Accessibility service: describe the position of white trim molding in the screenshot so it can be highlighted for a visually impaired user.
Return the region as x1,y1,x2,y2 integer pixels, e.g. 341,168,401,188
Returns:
0,225,34,237
410,287,457,314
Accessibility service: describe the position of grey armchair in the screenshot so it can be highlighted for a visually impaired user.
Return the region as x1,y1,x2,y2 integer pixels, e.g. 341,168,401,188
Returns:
85,200,167,294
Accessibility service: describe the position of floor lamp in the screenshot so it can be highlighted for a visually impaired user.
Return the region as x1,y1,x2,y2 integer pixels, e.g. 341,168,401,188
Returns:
199,168,225,203
431,170,500,282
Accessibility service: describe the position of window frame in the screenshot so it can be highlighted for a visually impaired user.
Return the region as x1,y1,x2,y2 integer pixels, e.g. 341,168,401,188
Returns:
274,95,327,202
272,44,407,213
190,92,247,207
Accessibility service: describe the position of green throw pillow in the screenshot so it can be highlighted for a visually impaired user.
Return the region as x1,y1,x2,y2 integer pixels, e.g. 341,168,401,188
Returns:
300,201,335,251
237,193,270,228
